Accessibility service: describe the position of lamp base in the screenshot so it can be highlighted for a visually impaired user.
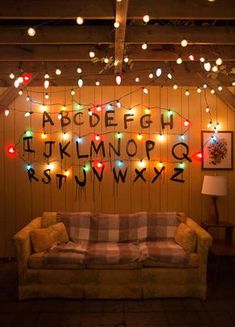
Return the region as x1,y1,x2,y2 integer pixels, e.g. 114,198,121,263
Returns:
208,196,219,224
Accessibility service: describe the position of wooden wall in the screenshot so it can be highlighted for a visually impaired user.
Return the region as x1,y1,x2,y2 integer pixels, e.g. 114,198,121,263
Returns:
0,86,234,257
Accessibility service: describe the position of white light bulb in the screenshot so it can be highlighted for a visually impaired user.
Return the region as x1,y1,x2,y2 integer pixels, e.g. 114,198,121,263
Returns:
185,90,190,96
55,68,61,75
197,87,201,94
116,75,121,85
9,73,15,79
143,14,150,23
203,84,207,88
26,96,30,102
4,109,9,117
204,62,211,72
167,73,173,80
95,80,100,86
78,78,83,87
200,57,205,63
218,85,223,91
232,81,235,86
216,57,223,66
141,43,148,50
104,57,109,63
212,65,218,72
18,89,23,96
76,16,84,25
181,39,188,47
114,21,120,28
77,67,82,74
143,87,148,94
18,76,23,83
44,73,50,79
189,54,194,61
176,57,183,64
89,50,95,58
210,89,215,94
71,89,75,96
124,56,129,63
44,80,49,89
156,68,162,77
27,27,36,37
45,93,49,99
173,84,178,90
135,77,140,82
14,79,20,88
149,72,154,79
25,111,31,117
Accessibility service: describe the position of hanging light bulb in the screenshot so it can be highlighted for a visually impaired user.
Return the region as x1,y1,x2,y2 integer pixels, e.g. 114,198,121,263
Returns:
232,81,235,86
76,16,84,25
9,73,15,79
18,89,23,96
176,57,183,64
44,73,50,79
218,85,223,91
181,39,188,47
124,56,129,63
135,76,140,83
205,106,210,113
148,72,154,79
212,65,218,72
62,132,69,140
78,77,83,87
141,43,148,50
173,84,178,90
197,87,201,94
200,57,205,63
44,79,49,89
71,89,75,96
167,73,173,80
104,57,109,63
158,133,165,142
96,105,102,112
143,87,148,94
27,27,36,37
207,121,212,128
26,95,30,102
137,133,143,140
210,89,215,94
14,79,20,88
216,58,223,66
143,14,150,23
55,68,62,75
58,112,62,120
114,21,120,28
203,84,207,88
185,89,190,96
4,109,9,117
116,100,121,108
204,62,211,72
156,68,162,77
77,67,82,74
89,50,95,58
95,134,101,141
184,120,190,127
189,54,194,61
116,75,121,85
95,80,100,86
24,111,31,117
116,132,122,139
138,160,145,168
88,109,92,116
41,133,47,139
145,108,151,114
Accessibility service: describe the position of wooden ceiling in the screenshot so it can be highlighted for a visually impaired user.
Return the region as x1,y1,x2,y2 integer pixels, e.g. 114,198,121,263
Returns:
0,0,234,89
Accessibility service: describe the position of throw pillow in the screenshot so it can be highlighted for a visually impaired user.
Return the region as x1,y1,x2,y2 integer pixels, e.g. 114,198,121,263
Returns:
30,222,69,253
174,223,196,253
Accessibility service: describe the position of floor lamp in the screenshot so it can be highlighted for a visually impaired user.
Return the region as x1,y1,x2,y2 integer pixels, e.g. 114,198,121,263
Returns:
201,175,227,224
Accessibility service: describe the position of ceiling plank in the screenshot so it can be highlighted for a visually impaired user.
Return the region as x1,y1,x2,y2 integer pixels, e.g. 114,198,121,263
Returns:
197,72,235,111
0,26,234,45
0,0,234,19
114,0,128,75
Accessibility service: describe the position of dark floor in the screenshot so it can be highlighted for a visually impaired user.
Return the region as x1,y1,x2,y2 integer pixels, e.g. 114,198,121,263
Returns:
0,260,235,327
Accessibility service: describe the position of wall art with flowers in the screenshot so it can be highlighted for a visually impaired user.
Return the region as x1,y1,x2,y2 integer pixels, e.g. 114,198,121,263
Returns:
201,131,233,170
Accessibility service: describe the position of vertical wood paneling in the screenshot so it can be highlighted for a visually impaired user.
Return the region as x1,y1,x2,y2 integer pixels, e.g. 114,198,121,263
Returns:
0,86,235,257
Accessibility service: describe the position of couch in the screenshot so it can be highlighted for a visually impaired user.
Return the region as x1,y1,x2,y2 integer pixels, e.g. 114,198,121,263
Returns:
13,211,212,300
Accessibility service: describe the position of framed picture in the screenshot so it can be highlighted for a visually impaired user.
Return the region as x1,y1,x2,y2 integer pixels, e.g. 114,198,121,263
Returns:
201,131,233,170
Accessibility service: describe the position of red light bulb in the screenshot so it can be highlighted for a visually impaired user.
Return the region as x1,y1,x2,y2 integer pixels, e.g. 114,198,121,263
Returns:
96,105,102,112
184,120,190,127
95,134,101,141
97,161,103,168
7,144,16,156
21,72,32,85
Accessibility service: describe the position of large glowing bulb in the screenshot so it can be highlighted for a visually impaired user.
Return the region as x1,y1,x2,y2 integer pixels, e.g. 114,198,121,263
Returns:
55,68,61,75
76,16,84,25
141,43,148,50
176,57,183,64
143,14,150,23
204,62,211,72
138,160,145,168
114,21,120,28
77,67,82,74
197,87,201,94
62,132,69,140
156,68,162,77
137,133,143,140
216,57,223,66
78,78,83,87
44,80,49,89
124,56,129,63
14,79,20,88
116,75,121,85
9,73,15,79
181,39,188,47
4,109,9,117
27,27,36,37
158,134,165,142
89,50,95,58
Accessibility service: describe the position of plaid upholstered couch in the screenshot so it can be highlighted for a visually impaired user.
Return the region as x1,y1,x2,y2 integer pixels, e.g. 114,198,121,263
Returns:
13,211,212,300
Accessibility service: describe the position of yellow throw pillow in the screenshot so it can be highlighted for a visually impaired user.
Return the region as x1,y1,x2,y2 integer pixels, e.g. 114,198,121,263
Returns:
30,223,69,253
175,223,196,254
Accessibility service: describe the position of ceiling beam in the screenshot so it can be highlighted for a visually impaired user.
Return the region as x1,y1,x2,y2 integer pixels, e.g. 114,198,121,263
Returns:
0,26,235,45
0,44,235,62
197,72,235,111
114,0,128,75
0,0,234,19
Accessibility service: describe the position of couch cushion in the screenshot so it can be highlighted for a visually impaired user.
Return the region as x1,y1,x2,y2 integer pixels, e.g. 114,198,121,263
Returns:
86,242,140,265
175,223,196,253
139,241,188,266
143,253,199,268
90,212,148,242
57,212,91,242
42,212,57,227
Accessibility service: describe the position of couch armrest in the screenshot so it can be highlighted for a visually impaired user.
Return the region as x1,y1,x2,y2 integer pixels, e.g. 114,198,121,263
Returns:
186,218,212,283
13,217,42,283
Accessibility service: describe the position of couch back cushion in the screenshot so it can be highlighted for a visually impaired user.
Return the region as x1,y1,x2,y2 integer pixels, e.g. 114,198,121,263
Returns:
146,212,182,240
57,212,91,242
90,212,148,242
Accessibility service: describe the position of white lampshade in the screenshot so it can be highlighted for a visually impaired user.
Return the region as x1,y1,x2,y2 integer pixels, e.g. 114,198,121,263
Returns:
201,175,227,197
